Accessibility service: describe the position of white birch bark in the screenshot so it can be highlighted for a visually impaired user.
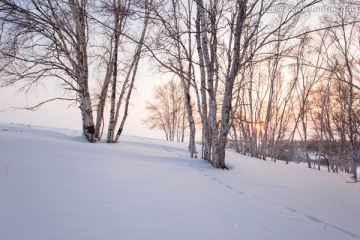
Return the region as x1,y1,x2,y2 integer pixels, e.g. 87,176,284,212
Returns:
195,0,220,162
213,0,248,169
195,3,210,160
70,0,96,142
106,1,123,143
214,0,266,168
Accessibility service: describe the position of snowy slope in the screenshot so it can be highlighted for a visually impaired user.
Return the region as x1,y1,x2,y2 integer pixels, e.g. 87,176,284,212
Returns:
0,123,359,240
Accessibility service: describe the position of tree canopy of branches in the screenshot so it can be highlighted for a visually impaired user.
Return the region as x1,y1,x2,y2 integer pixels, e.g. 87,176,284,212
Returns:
0,0,152,143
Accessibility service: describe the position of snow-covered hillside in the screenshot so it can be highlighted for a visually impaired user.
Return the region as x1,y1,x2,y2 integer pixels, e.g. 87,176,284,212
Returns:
1,123,359,240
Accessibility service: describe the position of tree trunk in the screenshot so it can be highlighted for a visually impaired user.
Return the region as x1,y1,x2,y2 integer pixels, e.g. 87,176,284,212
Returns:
195,4,210,160
78,83,96,143
213,0,246,169
70,0,95,142
95,55,113,139
171,0,197,157
107,46,118,143
106,3,122,143
114,1,151,142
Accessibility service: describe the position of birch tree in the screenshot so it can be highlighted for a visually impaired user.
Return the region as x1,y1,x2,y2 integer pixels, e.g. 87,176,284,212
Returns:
0,0,96,142
0,0,152,144
287,32,325,167
210,0,322,168
144,79,188,141
93,0,132,141
316,6,360,180
147,0,197,156
111,0,152,143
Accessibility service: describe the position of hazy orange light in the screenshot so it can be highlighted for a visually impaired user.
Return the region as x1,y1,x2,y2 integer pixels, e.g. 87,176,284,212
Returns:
254,122,263,131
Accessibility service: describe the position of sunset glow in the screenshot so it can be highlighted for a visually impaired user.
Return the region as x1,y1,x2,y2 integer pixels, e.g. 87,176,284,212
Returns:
254,123,262,131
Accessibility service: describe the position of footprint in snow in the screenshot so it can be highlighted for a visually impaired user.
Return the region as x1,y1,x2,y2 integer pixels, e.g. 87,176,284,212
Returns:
286,207,297,213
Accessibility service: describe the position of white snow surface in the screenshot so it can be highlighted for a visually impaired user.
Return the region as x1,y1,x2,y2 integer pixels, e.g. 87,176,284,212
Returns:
1,123,360,240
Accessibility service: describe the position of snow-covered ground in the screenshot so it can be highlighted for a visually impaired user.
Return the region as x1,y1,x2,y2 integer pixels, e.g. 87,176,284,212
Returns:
1,123,359,240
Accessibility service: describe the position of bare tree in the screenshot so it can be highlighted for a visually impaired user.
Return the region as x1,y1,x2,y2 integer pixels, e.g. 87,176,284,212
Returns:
144,79,187,141
146,0,198,157
112,0,152,143
0,0,97,142
314,5,360,180
285,32,325,167
93,0,132,141
212,0,321,168
0,0,151,143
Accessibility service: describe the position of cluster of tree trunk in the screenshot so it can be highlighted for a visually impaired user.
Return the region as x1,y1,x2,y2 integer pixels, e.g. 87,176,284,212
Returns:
0,0,152,143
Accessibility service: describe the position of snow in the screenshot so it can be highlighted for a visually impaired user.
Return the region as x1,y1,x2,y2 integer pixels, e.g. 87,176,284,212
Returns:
1,123,360,240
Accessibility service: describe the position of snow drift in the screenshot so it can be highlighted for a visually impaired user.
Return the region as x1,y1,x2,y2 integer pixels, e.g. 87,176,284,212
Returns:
1,123,359,240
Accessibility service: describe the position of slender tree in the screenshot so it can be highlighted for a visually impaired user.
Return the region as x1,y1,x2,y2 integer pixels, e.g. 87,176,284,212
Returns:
315,5,360,180
147,0,197,156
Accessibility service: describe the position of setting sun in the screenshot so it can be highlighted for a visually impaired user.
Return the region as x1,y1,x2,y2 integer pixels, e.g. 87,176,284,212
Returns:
254,122,262,131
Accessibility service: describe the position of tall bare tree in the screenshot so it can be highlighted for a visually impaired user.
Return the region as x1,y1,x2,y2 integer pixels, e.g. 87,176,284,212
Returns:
144,79,187,141
209,0,321,168
147,0,197,157
0,0,96,142
314,5,360,180
0,0,151,143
